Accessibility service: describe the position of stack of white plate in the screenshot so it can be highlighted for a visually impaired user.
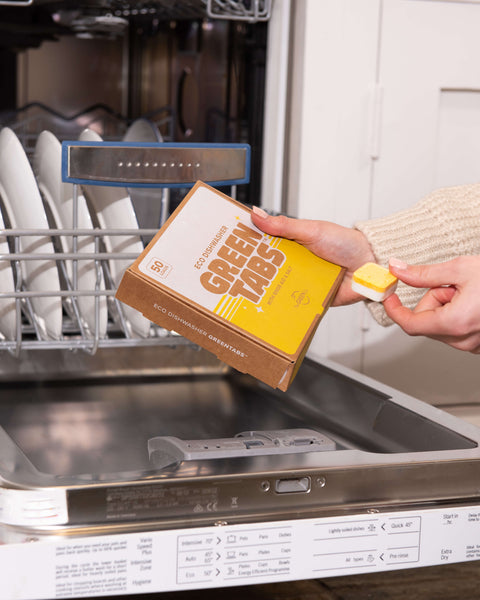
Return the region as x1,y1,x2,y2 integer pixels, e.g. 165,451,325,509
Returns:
0,120,161,343
0,127,62,342
78,127,151,339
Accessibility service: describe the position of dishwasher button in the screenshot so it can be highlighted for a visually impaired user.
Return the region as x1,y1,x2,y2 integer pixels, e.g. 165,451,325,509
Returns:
275,477,311,494
243,440,265,449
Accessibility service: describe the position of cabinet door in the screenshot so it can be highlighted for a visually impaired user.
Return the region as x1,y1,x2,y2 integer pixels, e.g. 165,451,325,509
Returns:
287,0,380,371
363,0,480,404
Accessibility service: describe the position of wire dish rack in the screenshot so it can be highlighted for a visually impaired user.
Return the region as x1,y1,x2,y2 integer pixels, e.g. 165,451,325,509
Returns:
0,224,175,356
0,138,250,356
110,0,272,22
0,1,272,23
205,0,272,21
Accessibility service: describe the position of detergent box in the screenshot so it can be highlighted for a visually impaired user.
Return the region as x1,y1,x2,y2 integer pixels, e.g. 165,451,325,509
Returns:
115,181,344,390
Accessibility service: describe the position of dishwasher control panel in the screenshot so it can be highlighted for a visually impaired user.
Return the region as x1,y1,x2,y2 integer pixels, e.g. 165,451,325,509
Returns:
2,504,480,598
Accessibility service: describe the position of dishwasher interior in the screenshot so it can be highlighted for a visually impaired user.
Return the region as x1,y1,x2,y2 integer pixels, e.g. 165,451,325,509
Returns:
2,345,480,532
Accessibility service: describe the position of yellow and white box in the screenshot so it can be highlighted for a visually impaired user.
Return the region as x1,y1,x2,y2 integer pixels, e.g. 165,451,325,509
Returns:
116,181,344,391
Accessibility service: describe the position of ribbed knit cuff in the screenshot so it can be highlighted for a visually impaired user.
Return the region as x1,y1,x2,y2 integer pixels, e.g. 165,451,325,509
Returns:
355,184,480,326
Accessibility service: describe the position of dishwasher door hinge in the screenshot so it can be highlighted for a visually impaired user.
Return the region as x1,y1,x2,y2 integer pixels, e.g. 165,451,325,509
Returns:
368,83,384,160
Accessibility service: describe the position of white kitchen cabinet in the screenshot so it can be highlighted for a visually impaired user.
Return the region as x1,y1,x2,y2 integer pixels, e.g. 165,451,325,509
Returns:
284,0,380,372
286,0,480,404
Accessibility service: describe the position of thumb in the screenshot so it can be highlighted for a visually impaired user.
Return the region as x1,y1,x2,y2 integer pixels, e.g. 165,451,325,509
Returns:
388,258,459,289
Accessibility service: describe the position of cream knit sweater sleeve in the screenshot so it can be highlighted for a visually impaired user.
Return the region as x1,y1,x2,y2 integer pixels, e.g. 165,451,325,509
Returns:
354,183,480,326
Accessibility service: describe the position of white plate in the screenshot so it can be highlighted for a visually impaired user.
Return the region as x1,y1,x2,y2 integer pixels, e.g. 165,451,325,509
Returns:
123,118,169,233
0,127,62,340
34,130,108,338
0,207,16,341
123,118,163,144
79,128,151,338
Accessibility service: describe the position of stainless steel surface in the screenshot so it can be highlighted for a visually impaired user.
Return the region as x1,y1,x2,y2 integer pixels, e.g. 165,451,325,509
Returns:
65,144,249,186
1,357,480,536
0,345,227,383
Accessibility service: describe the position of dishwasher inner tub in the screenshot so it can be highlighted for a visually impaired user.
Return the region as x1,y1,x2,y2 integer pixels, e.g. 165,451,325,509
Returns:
1,352,480,528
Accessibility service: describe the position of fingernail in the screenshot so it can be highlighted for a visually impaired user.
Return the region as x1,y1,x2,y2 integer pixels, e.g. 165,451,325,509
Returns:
252,205,269,219
389,257,408,270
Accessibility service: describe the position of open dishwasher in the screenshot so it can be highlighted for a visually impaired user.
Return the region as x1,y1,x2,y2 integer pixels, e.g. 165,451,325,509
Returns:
1,142,480,599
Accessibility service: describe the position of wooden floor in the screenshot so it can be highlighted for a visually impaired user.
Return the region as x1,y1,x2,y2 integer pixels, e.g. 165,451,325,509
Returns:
93,561,480,600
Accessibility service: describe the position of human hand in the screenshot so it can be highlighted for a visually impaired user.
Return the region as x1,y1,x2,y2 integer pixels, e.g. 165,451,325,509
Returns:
384,256,480,353
251,206,375,305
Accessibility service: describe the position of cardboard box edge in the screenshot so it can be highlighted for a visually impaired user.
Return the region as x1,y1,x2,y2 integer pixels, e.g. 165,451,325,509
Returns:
116,268,296,390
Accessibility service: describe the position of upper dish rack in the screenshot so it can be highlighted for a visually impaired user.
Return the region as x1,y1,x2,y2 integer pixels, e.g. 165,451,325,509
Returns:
0,1,272,23
0,138,250,356
205,0,272,22
109,0,273,22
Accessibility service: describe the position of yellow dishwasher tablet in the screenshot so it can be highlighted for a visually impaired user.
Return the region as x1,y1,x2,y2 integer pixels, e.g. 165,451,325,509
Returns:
116,181,344,391
352,262,398,302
